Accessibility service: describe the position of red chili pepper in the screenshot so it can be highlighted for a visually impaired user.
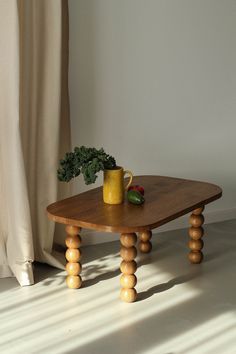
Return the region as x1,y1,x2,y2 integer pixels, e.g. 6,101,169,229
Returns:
128,185,145,196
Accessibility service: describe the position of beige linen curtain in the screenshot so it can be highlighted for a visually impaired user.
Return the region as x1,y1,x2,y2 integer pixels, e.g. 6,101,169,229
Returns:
0,0,71,285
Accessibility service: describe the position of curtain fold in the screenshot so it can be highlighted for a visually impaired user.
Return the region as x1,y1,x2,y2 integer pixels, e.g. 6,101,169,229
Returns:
0,0,71,285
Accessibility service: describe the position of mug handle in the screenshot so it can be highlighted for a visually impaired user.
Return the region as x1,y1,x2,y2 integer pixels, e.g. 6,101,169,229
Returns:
124,170,133,190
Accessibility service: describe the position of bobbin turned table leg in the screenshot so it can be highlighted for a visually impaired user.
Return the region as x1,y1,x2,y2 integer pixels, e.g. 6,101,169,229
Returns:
65,225,82,289
138,230,152,253
188,207,205,264
120,233,137,303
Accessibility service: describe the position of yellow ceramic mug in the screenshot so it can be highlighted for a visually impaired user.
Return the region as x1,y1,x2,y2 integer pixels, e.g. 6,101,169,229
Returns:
103,166,133,204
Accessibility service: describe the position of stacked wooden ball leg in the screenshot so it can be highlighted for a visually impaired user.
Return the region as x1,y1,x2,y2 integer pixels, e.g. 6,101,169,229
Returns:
120,233,138,303
65,225,82,289
188,207,205,264
138,230,152,253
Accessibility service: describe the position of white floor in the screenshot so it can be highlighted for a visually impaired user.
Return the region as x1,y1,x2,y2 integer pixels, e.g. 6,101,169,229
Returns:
0,220,236,354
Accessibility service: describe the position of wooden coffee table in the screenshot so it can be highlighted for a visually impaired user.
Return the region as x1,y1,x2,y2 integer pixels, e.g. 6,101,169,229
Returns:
47,175,222,302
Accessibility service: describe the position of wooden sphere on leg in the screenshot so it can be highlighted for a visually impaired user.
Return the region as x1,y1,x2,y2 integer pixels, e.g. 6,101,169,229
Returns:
139,241,152,253
65,248,81,263
120,260,137,275
139,231,152,242
188,239,204,252
189,226,204,240
120,233,137,248
120,288,137,303
189,214,204,228
65,234,81,249
120,274,137,289
188,251,203,264
120,246,137,262
66,262,81,276
66,275,82,289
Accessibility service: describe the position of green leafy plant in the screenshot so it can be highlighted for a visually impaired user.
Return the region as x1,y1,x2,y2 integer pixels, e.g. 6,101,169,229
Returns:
57,146,116,185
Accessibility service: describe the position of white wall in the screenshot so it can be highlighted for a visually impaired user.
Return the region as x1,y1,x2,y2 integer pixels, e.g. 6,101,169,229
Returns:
68,0,236,245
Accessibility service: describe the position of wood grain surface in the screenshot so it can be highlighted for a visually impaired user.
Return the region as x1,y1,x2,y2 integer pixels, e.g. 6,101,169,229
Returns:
47,176,222,233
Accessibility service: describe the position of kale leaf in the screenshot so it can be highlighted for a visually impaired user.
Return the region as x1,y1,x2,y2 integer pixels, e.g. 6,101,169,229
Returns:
57,146,116,185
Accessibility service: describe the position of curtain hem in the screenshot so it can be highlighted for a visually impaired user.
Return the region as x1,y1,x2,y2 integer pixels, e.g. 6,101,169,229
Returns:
9,260,34,286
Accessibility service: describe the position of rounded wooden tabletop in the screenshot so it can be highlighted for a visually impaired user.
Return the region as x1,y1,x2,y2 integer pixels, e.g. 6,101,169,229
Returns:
47,176,222,233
